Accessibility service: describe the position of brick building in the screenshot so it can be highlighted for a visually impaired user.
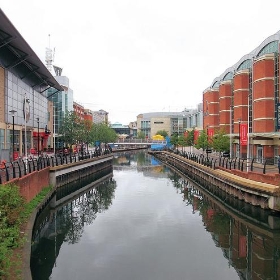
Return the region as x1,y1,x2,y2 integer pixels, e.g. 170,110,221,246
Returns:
203,31,280,163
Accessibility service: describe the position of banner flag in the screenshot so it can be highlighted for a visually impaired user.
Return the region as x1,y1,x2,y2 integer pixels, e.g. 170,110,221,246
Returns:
240,123,248,146
207,128,214,138
194,130,199,143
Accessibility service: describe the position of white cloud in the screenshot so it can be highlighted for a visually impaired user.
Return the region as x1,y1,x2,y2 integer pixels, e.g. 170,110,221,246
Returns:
2,0,280,124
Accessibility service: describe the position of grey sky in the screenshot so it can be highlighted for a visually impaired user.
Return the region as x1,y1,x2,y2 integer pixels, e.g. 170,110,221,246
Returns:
2,0,280,124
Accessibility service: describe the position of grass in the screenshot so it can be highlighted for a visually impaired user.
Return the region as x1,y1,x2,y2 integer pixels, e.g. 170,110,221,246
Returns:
0,183,52,280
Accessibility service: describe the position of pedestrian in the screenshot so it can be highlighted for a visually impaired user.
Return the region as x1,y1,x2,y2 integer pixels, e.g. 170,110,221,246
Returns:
278,156,280,174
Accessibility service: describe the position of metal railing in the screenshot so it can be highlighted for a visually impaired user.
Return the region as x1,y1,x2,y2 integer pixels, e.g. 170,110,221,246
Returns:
0,148,113,185
168,149,279,174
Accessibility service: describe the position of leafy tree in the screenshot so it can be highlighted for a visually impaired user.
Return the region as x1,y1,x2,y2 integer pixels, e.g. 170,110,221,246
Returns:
156,130,168,137
137,131,146,139
170,133,179,148
186,129,195,148
194,129,209,152
59,111,81,148
212,129,230,155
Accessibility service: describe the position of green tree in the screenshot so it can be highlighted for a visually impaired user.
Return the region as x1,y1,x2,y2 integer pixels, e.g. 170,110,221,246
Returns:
137,131,146,139
186,128,195,152
59,111,81,148
212,129,230,155
156,130,168,137
170,133,179,148
195,129,209,152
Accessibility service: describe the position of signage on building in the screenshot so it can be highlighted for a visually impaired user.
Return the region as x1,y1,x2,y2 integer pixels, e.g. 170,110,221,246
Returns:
240,123,248,146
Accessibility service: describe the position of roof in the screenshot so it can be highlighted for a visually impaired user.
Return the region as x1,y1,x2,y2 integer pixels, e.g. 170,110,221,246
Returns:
0,9,63,92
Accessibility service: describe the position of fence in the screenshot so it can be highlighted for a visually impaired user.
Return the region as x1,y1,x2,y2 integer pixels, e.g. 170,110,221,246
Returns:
0,148,112,185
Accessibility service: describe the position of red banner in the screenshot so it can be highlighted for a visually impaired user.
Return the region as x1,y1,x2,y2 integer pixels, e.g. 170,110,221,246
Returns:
194,130,199,143
239,236,247,258
240,124,248,146
207,128,214,138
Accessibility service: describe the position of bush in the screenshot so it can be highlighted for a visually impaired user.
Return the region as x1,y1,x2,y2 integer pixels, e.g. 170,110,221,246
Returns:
0,184,25,278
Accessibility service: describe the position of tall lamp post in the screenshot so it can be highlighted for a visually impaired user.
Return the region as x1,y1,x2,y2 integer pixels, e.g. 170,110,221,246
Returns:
238,118,241,158
37,117,40,157
9,110,17,161
24,94,30,161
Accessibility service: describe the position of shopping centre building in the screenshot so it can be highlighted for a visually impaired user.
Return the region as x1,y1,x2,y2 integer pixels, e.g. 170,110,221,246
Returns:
203,30,280,163
0,9,63,161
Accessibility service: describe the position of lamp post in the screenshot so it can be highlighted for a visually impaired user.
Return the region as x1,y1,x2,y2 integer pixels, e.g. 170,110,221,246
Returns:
238,118,241,158
206,125,209,160
24,94,30,161
230,105,233,158
37,117,39,157
9,110,17,161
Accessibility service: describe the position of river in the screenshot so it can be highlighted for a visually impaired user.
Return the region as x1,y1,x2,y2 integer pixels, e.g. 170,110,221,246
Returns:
30,151,280,280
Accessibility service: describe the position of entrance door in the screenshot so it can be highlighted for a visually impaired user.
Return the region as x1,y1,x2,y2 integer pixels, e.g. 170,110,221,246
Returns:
257,146,263,163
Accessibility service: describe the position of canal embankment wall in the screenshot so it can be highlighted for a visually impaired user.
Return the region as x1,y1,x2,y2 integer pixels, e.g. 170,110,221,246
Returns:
150,151,280,212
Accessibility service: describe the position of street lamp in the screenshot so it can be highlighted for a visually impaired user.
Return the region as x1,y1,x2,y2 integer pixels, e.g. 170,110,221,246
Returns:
238,118,241,158
37,117,39,157
24,94,30,161
9,110,17,160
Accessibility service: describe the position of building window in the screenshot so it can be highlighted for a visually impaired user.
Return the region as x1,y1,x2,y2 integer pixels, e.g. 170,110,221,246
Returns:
257,41,278,57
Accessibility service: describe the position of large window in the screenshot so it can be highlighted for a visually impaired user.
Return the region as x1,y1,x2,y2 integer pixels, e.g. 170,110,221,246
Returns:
257,41,278,57
237,59,252,71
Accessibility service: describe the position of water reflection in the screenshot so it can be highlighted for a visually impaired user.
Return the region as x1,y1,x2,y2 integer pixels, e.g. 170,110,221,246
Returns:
31,177,117,280
168,169,280,280
30,151,280,280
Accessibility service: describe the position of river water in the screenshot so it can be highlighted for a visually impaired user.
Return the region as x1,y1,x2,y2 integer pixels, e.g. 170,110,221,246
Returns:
30,151,280,280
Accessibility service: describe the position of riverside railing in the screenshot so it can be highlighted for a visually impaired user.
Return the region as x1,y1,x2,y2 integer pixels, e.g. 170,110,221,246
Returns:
0,148,112,185
169,149,278,174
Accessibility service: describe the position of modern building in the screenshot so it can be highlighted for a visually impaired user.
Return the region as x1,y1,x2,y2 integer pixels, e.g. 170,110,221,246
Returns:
110,122,130,139
47,67,74,150
0,9,63,160
203,30,280,163
93,109,108,124
137,106,203,139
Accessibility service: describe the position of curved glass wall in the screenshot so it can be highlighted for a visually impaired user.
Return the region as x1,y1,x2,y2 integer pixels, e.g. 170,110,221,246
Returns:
237,59,252,71
223,72,233,81
257,41,278,57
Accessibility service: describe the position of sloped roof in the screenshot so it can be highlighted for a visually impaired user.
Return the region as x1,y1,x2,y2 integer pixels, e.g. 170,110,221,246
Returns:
0,9,63,92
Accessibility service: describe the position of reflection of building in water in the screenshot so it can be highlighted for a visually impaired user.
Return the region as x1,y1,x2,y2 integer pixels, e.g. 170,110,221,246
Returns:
30,177,116,280
181,178,280,280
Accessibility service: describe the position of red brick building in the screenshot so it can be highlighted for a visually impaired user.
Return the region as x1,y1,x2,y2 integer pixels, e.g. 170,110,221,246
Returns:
203,31,280,163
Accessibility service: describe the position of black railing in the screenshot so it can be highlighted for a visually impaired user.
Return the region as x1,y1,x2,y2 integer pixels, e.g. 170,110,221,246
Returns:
0,149,113,185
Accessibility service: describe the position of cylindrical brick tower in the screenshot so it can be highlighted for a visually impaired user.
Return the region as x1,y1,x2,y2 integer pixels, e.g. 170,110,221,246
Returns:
203,88,219,130
233,69,249,133
219,81,232,133
252,54,275,133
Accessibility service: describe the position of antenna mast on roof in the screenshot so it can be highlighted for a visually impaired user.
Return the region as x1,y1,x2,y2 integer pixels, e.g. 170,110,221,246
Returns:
45,34,55,74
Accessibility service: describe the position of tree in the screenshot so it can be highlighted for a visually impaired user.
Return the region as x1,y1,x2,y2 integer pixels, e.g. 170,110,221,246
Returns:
212,129,230,155
156,130,168,137
137,131,146,139
186,128,195,152
194,129,209,152
59,111,81,148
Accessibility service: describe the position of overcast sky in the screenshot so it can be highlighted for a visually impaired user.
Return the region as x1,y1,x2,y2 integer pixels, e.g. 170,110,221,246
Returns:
2,0,280,124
